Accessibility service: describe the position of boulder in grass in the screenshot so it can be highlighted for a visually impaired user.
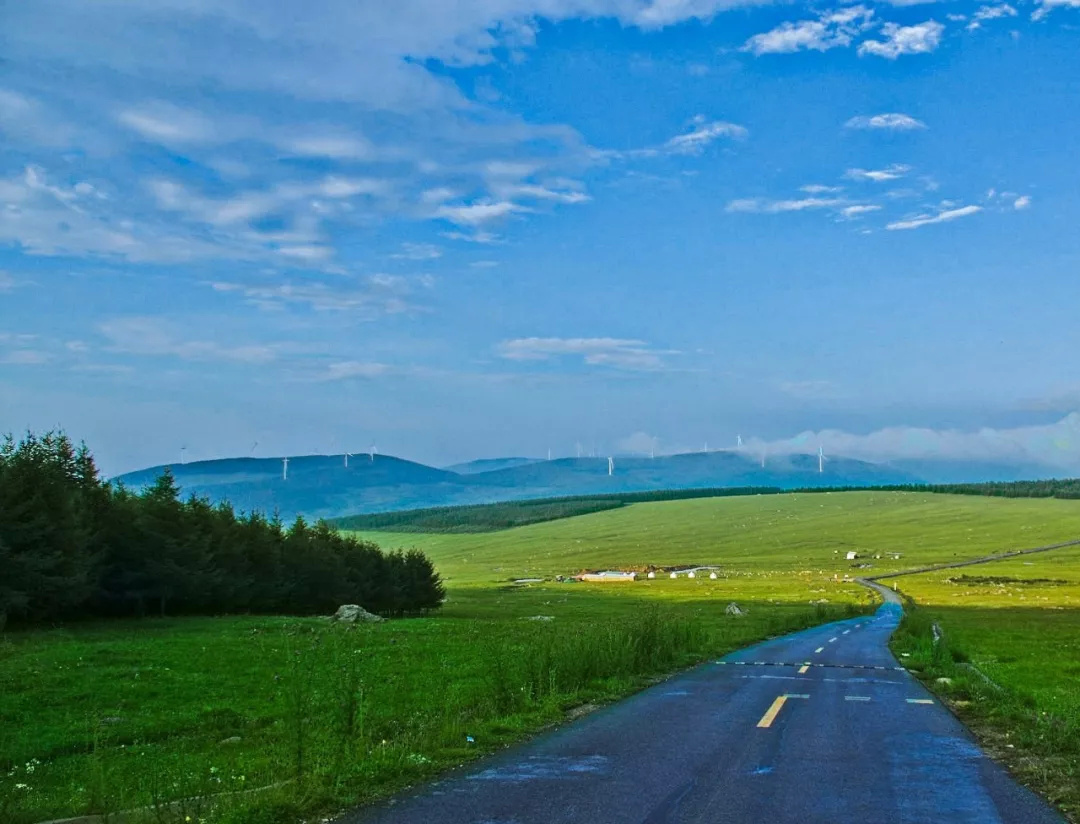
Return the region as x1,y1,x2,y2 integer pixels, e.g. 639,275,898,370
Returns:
331,604,385,624
725,602,746,617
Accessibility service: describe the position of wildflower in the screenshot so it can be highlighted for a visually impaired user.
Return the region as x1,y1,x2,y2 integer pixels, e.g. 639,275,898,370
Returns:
15,783,30,791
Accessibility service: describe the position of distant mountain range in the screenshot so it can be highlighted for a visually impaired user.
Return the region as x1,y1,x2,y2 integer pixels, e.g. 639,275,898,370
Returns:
109,448,1070,522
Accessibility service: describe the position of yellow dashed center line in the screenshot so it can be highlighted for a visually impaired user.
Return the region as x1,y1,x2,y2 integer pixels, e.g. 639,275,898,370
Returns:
756,694,809,728
815,647,825,654
829,637,838,643
798,664,811,674
757,695,788,728
906,698,934,705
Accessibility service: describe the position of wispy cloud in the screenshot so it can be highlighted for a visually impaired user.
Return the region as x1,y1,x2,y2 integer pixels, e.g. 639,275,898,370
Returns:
390,242,443,261
117,103,218,144
209,275,422,315
748,413,1080,473
434,200,528,226
859,21,945,59
1033,0,1080,20
98,317,278,363
596,115,747,160
886,204,982,230
742,6,875,55
840,204,882,218
726,197,847,214
1014,195,1032,210
845,113,927,130
497,337,672,371
967,3,1018,29
845,164,912,182
663,117,748,153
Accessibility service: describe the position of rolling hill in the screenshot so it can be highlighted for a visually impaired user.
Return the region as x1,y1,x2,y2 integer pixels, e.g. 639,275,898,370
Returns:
113,449,922,520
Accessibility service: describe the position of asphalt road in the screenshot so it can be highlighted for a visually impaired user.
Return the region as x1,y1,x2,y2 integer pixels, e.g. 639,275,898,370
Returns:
345,585,1062,824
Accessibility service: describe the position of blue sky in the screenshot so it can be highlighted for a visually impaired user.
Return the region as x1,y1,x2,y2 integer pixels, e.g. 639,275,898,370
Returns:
2,0,1080,476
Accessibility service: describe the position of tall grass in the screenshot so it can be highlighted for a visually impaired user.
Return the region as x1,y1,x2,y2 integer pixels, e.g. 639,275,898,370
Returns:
892,608,1080,820
0,601,850,824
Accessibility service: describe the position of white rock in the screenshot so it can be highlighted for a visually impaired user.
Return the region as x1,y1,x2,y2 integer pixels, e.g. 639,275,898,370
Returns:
331,604,385,624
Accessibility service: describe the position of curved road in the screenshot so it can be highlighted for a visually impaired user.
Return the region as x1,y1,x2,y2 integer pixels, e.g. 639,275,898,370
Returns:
345,588,1061,824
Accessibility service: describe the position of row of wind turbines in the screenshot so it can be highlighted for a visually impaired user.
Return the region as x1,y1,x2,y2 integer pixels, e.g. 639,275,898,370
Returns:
179,435,829,482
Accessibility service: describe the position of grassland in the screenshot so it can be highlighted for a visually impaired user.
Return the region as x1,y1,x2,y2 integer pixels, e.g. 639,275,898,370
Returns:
6,490,1080,824
354,491,1080,585
889,545,1080,820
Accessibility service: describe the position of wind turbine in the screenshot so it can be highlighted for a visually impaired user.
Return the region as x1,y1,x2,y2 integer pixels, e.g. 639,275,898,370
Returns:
818,445,825,474
737,434,743,449
761,446,767,469
548,448,552,461
180,445,187,465
608,456,614,476
344,452,352,468
250,441,258,456
576,442,583,458
369,443,377,462
282,457,289,481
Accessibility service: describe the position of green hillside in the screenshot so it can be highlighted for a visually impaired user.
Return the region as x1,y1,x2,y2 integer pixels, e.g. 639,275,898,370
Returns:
354,491,1080,586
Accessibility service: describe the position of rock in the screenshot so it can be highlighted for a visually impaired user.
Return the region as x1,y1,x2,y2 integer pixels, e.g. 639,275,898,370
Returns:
331,604,385,624
219,736,242,746
725,602,746,617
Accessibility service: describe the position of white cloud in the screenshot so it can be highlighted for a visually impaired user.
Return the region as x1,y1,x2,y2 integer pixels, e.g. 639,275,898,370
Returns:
967,3,1017,29
441,229,501,244
726,197,847,214
840,204,882,218
0,271,19,292
858,21,944,59
1013,195,1032,210
0,166,222,263
1033,0,1080,20
886,204,982,230
497,336,670,371
663,117,748,153
98,317,278,363
618,431,661,455
801,184,844,194
434,199,527,226
750,413,1080,473
390,242,443,260
845,164,912,182
209,275,420,316
596,115,747,160
117,103,217,144
845,113,927,130
278,134,374,160
742,6,875,55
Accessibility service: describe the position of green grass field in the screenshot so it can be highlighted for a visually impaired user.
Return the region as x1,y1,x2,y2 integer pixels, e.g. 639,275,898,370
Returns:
6,490,1080,824
355,491,1080,584
890,545,1080,818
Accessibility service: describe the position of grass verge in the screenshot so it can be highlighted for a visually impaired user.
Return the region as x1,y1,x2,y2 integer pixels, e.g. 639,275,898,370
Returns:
891,564,1080,823
1,587,862,824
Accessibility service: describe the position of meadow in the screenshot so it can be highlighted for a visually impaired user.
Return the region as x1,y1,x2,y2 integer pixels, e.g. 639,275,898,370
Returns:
6,490,1080,824
890,545,1080,819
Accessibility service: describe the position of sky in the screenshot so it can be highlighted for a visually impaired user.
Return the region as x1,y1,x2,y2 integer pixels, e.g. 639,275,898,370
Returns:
2,0,1080,477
